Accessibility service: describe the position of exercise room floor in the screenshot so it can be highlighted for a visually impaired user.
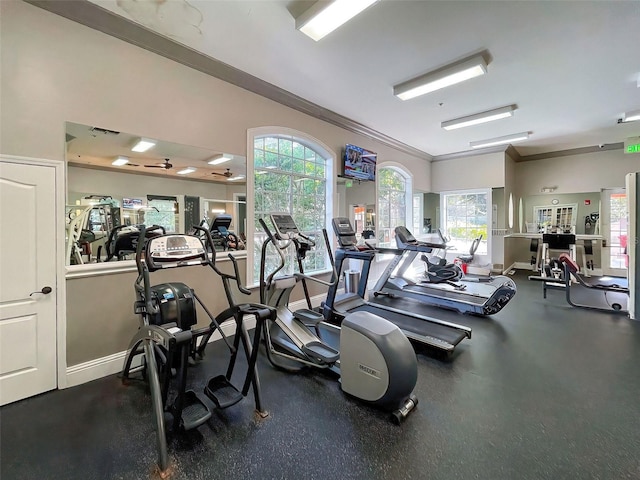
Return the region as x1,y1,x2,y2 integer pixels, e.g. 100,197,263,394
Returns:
2,271,639,480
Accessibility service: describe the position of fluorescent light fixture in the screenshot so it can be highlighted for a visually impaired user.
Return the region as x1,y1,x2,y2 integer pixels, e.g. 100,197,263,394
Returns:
208,154,233,165
296,0,377,41
622,109,640,122
177,167,196,175
442,105,516,131
131,137,156,152
470,132,530,149
394,54,487,100
227,175,245,182
112,156,129,166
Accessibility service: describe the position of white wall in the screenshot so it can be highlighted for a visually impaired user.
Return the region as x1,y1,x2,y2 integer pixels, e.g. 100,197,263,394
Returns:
0,1,429,178
431,152,505,192
515,149,638,196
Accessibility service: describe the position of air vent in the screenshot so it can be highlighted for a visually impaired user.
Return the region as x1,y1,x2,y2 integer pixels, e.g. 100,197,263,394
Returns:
89,126,120,135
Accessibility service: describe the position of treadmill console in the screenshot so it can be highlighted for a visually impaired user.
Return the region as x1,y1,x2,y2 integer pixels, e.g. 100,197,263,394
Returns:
331,217,357,248
395,226,417,245
270,213,299,240
145,234,208,270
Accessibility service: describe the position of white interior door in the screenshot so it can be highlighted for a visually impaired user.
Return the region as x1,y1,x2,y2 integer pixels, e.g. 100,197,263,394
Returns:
601,188,628,278
0,160,58,405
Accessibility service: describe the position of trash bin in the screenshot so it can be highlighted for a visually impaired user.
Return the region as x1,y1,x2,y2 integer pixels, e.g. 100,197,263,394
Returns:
344,270,360,294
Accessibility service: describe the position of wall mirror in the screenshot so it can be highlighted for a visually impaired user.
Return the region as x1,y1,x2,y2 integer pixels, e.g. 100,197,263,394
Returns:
342,179,376,239
65,122,247,266
522,192,600,235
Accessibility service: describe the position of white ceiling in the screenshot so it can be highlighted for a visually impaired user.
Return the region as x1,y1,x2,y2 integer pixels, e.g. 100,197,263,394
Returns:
84,1,639,157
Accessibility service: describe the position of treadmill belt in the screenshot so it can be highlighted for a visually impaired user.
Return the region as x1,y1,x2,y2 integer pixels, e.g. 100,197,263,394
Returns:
356,304,468,347
404,284,487,305
370,295,471,326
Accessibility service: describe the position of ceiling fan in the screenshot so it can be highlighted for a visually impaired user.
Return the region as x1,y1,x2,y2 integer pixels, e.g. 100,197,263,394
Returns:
145,158,173,170
212,168,233,178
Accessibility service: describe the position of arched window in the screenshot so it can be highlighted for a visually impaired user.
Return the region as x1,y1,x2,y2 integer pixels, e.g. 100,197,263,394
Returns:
247,128,335,285
377,165,412,247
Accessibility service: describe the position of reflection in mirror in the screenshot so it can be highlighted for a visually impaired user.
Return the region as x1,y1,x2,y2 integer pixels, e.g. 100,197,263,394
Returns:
422,193,440,234
522,192,600,235
200,197,247,252
343,180,376,238
65,122,247,265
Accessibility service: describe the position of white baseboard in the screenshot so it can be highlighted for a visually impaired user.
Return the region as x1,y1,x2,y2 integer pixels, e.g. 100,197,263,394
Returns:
64,294,326,388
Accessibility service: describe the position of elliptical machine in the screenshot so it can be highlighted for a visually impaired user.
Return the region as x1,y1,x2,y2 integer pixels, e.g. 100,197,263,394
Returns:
259,213,418,423
121,225,276,474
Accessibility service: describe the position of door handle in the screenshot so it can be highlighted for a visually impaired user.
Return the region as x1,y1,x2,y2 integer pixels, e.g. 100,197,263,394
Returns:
30,286,53,296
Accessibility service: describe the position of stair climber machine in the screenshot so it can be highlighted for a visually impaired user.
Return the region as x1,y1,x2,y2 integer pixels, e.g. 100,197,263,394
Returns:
372,226,517,315
323,217,472,355
121,225,277,474
259,214,418,423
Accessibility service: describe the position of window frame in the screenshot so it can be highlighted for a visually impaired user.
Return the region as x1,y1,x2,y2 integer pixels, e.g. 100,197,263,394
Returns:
246,127,336,286
440,188,492,261
532,203,578,233
376,163,413,247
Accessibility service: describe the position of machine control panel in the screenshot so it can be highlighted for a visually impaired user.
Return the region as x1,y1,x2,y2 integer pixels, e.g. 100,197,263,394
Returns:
270,213,300,239
331,217,357,247
145,235,207,269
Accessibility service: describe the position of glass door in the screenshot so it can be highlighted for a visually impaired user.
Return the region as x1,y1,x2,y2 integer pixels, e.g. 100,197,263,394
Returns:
601,189,628,277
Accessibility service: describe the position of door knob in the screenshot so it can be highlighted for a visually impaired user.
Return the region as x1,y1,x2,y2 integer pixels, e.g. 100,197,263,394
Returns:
30,286,52,296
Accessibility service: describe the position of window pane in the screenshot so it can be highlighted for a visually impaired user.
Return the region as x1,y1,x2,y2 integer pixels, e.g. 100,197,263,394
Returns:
279,138,293,156
264,137,278,152
292,142,305,159
253,135,330,283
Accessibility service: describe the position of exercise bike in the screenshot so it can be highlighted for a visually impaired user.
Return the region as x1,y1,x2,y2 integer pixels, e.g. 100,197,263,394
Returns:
121,225,276,474
259,213,418,423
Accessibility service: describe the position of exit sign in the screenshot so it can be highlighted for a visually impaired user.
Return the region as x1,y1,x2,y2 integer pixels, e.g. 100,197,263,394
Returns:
627,144,640,154
625,136,640,154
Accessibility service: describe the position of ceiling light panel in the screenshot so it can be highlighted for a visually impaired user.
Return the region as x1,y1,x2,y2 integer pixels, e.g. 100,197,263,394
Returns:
296,0,378,41
208,154,233,165
394,54,487,101
177,167,196,175
470,132,530,149
442,105,516,130
112,156,129,166
622,109,640,122
131,137,156,152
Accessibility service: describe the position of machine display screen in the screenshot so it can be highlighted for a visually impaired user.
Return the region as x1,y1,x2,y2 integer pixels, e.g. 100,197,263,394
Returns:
271,214,299,238
146,235,207,268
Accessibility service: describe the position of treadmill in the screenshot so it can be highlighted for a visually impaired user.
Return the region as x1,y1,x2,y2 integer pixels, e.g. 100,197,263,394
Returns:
372,226,516,315
322,217,471,354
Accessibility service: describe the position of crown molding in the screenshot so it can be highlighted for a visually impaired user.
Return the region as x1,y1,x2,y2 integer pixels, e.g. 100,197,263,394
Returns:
517,143,624,162
25,0,431,161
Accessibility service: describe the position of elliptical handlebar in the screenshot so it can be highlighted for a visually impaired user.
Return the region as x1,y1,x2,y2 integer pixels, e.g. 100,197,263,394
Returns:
134,225,157,315
191,225,252,297
259,217,288,289
259,216,338,291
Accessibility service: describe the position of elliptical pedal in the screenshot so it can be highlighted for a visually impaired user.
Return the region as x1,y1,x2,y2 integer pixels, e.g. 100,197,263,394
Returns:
204,375,243,409
178,390,212,430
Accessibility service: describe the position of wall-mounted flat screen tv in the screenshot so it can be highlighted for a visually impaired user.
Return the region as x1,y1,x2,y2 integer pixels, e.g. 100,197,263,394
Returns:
343,144,377,181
